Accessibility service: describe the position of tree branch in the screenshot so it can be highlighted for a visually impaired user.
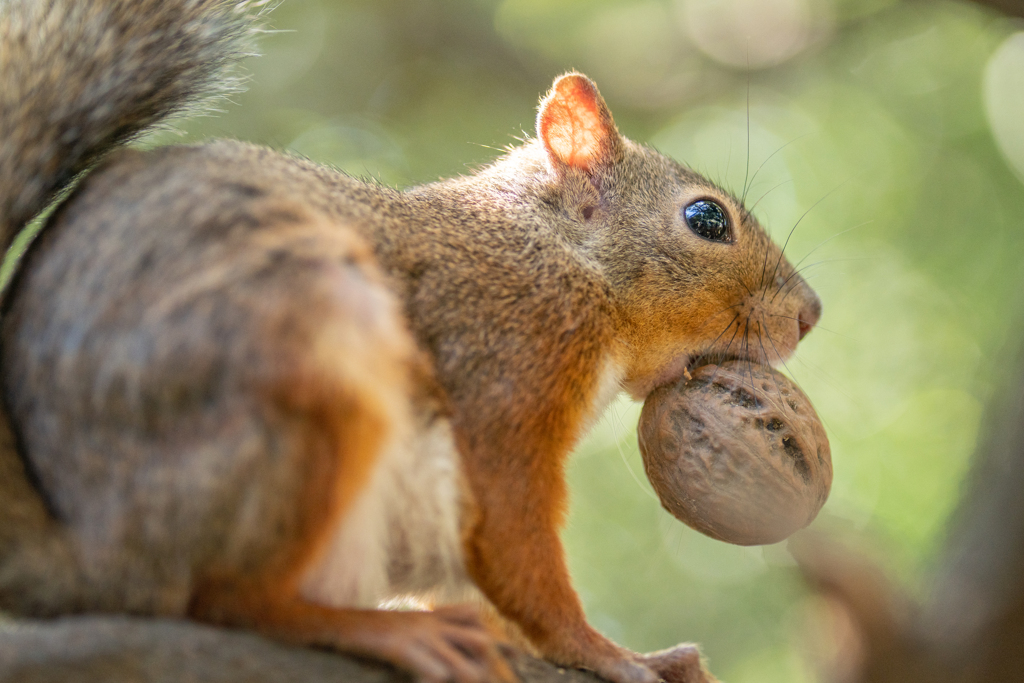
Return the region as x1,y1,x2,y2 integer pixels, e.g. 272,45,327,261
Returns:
0,614,607,683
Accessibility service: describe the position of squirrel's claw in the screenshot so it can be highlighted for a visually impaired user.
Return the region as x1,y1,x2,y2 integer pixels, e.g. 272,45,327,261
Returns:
431,605,519,683
390,606,516,683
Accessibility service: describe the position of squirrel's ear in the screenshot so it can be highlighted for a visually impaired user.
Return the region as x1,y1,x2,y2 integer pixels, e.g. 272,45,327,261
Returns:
537,73,622,174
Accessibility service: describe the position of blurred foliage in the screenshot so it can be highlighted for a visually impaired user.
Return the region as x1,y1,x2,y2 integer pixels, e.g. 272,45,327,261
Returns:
156,0,1024,680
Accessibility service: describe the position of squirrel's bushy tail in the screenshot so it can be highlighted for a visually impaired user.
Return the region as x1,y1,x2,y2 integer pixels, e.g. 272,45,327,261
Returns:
0,0,267,613
0,0,268,250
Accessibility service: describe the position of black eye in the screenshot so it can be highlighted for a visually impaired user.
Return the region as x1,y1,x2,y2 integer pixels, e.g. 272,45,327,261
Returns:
684,200,730,242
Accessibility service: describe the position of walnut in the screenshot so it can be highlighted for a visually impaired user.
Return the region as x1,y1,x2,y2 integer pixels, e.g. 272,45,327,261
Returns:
638,361,831,546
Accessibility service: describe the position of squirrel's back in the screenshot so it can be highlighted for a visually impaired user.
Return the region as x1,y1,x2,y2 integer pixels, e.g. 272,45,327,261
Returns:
2,137,452,614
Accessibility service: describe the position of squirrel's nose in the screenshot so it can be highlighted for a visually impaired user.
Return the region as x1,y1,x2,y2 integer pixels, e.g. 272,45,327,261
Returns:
797,294,822,341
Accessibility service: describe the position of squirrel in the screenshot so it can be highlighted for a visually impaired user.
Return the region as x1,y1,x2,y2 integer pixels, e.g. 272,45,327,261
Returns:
0,1,822,683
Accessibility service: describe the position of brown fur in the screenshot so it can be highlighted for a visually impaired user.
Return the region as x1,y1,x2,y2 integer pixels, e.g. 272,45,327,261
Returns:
0,4,819,683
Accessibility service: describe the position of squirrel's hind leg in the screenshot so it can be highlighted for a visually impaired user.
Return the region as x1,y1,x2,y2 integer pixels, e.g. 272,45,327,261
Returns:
186,214,512,683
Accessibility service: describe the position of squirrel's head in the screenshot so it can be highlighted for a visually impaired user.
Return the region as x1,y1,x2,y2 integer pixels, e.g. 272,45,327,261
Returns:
535,72,822,399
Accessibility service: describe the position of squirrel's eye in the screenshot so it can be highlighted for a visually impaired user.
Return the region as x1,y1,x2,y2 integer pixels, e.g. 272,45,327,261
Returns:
684,200,730,242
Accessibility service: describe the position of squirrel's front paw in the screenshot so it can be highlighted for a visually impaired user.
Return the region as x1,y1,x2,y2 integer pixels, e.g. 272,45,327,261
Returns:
640,644,716,683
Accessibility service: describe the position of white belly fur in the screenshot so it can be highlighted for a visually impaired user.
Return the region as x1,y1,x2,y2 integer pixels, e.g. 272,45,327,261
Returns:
299,413,470,608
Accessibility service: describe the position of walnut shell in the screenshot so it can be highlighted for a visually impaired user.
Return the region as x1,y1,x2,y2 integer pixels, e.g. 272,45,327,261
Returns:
638,362,831,546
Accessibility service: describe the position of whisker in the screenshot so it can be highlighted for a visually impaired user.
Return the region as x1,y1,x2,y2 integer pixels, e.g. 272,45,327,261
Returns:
771,260,831,303
747,178,793,218
770,257,854,305
768,244,861,308
742,319,758,396
762,326,803,401
725,137,734,188
774,260,847,305
763,330,841,436
692,307,744,336
756,318,788,409
735,272,754,297
724,315,744,357
790,220,874,273
765,324,852,407
600,399,660,501
742,133,811,208
741,77,751,203
766,181,848,298
693,313,743,365
789,353,855,405
616,433,659,502
704,317,744,384
758,231,772,291
791,256,875,278
771,270,807,304
775,268,833,307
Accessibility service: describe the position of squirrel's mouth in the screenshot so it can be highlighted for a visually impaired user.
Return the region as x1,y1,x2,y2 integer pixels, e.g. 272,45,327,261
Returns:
684,352,769,375
628,351,768,400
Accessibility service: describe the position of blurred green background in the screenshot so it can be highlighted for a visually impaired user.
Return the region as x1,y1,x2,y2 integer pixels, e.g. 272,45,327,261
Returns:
164,0,1024,680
